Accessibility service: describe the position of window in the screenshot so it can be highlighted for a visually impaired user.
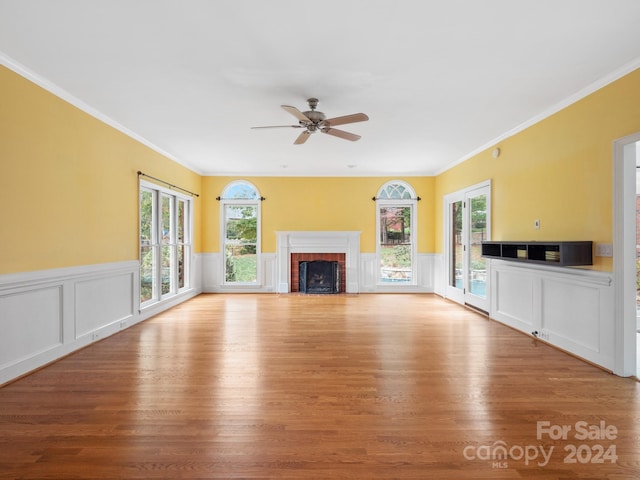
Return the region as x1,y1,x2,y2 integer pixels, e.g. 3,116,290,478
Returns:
376,181,417,285
220,181,261,285
140,181,192,306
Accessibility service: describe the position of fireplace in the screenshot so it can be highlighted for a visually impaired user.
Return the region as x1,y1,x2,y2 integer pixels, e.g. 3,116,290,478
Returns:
290,252,345,293
299,260,340,294
276,231,361,293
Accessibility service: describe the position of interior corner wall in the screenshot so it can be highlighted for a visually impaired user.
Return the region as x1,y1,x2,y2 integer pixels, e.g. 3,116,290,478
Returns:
434,67,640,273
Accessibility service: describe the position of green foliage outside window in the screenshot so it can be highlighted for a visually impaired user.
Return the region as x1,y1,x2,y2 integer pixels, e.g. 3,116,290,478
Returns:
381,245,411,267
225,205,258,282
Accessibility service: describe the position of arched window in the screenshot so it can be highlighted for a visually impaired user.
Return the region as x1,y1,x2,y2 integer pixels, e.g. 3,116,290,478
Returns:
376,180,418,285
220,181,261,285
377,182,415,200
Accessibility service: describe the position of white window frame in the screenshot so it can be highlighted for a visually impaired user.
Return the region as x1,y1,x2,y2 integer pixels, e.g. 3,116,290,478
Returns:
375,180,418,286
219,180,262,287
140,180,193,308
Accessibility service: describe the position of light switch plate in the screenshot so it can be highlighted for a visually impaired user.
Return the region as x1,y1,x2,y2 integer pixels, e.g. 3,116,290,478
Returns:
595,243,613,257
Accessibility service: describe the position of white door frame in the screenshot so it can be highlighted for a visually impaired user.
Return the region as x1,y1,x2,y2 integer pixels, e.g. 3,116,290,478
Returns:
443,190,464,304
612,132,639,377
443,180,491,310
464,184,491,313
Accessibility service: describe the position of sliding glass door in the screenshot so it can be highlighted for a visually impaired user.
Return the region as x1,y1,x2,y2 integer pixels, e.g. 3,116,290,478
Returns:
444,181,491,312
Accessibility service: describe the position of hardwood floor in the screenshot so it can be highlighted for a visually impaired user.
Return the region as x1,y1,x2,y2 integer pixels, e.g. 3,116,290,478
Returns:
1,293,639,479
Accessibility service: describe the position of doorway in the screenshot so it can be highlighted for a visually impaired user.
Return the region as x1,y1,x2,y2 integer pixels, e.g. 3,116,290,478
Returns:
612,133,639,377
444,181,491,312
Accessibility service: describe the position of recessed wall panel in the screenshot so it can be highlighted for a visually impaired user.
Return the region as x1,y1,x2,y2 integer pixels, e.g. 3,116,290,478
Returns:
0,286,62,367
541,279,600,351
494,269,535,327
76,273,133,337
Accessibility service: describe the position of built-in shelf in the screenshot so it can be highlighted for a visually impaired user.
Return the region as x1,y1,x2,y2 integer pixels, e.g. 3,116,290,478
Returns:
481,241,593,266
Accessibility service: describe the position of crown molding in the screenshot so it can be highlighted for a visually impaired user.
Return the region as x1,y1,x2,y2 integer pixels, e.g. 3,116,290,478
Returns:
0,51,203,175
436,55,640,176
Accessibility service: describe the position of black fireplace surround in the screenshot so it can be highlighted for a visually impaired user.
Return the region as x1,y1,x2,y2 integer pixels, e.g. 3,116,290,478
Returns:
299,260,340,294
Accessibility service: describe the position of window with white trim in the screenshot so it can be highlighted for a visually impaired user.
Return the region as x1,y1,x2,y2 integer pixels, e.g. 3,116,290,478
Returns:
220,181,261,285
140,181,192,306
376,181,418,285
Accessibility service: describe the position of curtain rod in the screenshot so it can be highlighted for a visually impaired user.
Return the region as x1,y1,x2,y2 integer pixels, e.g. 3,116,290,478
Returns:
137,171,199,197
216,196,266,201
372,196,421,201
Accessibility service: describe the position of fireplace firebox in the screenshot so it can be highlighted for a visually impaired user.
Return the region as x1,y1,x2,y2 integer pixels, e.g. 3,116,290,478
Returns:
299,260,339,294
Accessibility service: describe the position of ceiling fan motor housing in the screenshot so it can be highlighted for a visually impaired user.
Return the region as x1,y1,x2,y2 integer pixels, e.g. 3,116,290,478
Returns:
301,97,325,127
302,110,326,125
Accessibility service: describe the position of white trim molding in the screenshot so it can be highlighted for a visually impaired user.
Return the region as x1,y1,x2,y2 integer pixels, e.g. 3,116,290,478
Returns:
276,231,361,293
0,52,202,175
435,55,640,176
489,259,615,371
0,260,198,385
612,132,640,377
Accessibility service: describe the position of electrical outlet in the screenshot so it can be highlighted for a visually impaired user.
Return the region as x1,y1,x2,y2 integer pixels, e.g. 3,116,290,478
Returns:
120,320,127,329
532,330,549,340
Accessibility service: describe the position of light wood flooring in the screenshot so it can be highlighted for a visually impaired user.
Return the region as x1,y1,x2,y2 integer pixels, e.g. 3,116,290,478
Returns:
1,293,639,479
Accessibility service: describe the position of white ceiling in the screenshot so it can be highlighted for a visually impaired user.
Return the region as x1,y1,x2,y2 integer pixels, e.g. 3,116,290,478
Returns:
1,1,640,177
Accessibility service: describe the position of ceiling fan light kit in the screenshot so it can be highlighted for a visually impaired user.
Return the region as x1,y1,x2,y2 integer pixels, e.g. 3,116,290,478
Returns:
252,98,369,144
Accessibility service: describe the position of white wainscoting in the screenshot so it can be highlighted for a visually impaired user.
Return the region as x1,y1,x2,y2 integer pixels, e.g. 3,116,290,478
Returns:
432,253,446,297
359,253,435,293
202,250,435,294
0,285,63,369
202,253,276,293
489,259,615,371
0,259,201,385
0,261,138,384
201,253,221,292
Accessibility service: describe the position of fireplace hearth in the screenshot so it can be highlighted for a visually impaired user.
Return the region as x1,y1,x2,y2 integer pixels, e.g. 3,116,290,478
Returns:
299,260,339,294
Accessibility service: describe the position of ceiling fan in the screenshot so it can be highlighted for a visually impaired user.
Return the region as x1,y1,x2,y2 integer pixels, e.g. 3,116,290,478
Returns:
251,98,369,144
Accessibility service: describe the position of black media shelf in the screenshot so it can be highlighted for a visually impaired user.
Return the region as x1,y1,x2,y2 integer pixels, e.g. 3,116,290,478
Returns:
481,241,592,266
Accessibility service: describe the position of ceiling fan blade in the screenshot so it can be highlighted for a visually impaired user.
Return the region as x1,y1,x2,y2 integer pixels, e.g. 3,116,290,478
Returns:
322,113,369,127
294,130,312,145
251,125,303,129
282,105,311,123
321,127,361,142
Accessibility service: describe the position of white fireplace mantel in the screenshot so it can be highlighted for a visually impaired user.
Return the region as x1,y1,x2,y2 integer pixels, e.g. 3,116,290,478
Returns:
276,231,361,293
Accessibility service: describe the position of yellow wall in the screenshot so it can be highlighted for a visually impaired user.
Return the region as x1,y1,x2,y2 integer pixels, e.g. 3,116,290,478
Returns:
3,60,638,276
202,176,435,253
0,65,201,275
435,68,640,271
